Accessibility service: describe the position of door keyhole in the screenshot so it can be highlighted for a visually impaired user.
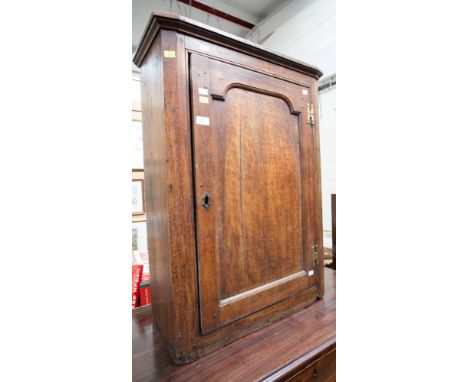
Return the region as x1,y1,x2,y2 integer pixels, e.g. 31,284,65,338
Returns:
202,192,211,209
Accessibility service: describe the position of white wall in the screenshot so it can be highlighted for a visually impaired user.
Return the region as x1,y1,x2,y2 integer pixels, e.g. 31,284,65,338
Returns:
318,84,336,233
251,0,336,234
249,0,335,77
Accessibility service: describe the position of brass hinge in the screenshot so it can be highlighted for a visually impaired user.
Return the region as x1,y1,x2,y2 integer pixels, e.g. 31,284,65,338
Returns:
312,244,319,266
307,103,315,126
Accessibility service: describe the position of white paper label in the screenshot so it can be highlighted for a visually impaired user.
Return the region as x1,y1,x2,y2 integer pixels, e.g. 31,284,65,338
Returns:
308,270,314,276
163,50,176,58
196,116,210,126
198,87,209,95
302,89,309,95
199,96,209,104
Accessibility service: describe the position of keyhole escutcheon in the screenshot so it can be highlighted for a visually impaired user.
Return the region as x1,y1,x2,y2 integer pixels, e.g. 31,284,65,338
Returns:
202,192,211,209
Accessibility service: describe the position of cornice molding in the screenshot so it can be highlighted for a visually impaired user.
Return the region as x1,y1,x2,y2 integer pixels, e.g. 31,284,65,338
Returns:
133,12,323,80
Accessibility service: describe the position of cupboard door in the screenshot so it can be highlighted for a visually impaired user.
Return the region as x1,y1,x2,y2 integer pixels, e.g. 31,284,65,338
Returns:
190,53,319,333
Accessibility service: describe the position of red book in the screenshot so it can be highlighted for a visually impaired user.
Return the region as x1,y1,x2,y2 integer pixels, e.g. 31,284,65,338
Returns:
132,264,143,308
140,285,152,306
133,250,151,287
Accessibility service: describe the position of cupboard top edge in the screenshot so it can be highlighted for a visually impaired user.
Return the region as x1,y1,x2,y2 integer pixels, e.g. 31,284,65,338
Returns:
132,11,323,80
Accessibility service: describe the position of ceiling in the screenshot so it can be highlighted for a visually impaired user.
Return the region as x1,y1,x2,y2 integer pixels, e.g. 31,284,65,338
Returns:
214,0,285,20
132,0,288,51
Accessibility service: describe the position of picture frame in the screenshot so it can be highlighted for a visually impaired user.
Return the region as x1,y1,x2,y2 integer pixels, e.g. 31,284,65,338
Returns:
132,179,145,215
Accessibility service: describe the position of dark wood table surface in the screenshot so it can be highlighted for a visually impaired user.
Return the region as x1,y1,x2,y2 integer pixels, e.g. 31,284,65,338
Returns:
133,268,336,382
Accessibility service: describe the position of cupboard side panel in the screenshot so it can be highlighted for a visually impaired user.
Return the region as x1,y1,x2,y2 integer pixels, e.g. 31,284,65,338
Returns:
140,34,176,350
161,30,199,362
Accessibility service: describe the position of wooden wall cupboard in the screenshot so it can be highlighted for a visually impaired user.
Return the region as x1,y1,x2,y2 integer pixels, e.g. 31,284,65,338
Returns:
133,12,324,364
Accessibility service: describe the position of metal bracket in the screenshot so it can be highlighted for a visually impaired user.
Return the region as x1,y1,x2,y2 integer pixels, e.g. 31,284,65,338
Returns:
307,103,315,126
312,244,319,266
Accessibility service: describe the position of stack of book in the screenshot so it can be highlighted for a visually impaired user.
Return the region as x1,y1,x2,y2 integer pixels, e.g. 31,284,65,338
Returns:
132,250,152,308
132,264,143,308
